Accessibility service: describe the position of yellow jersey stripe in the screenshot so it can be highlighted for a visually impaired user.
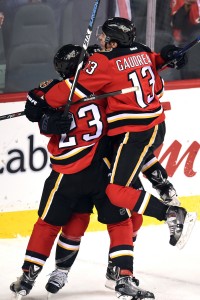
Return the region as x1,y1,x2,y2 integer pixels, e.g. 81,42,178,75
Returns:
41,173,63,220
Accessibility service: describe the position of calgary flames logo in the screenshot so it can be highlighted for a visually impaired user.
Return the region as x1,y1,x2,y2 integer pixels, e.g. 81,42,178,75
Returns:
39,79,53,89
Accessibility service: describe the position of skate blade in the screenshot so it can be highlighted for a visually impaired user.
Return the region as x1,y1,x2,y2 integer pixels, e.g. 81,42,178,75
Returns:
12,293,22,300
47,292,53,299
116,293,133,300
105,278,115,290
116,292,154,300
177,212,197,250
116,294,154,300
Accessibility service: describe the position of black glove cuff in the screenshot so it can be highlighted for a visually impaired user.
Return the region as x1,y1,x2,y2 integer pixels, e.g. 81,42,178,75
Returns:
27,90,48,108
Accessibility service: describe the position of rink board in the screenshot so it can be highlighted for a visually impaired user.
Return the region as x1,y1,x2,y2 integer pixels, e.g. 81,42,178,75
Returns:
0,195,199,238
0,86,200,238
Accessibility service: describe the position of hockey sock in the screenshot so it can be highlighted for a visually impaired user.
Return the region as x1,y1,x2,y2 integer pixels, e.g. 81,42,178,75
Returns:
107,218,133,273
142,155,168,187
55,234,81,270
142,195,168,221
55,213,90,270
26,218,61,256
22,218,61,271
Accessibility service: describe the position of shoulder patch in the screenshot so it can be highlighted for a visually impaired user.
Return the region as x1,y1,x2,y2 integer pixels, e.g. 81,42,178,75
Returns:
39,79,53,89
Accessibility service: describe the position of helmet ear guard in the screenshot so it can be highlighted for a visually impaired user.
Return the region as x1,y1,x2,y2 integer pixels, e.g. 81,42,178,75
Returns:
54,44,89,79
102,17,136,47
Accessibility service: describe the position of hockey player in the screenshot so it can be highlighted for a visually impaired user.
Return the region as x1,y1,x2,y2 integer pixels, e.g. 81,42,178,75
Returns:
35,44,179,294
43,18,188,218
43,16,195,245
40,43,180,296
27,18,196,298
10,44,154,300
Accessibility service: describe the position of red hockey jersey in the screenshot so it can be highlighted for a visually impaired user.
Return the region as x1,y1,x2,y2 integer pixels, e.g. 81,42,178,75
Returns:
46,99,108,174
45,42,165,137
35,79,108,174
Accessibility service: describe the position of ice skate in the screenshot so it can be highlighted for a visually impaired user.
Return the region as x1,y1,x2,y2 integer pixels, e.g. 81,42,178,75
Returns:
10,265,41,299
105,262,119,290
115,276,154,300
151,170,180,206
105,262,139,290
166,206,197,249
157,180,180,206
46,268,69,297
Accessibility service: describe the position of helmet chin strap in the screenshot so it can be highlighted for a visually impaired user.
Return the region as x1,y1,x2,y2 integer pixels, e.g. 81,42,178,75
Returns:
105,42,110,50
104,36,110,50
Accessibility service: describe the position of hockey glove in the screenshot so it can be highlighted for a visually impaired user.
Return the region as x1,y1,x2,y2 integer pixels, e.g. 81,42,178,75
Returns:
24,89,48,122
39,110,72,135
87,44,101,55
160,45,188,70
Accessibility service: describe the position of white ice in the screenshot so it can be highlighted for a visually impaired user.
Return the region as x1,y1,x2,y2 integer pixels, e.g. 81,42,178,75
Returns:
1,222,200,300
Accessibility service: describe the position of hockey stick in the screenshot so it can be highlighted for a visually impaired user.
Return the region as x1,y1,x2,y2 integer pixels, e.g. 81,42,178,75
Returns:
0,111,25,121
0,87,138,121
62,0,101,117
158,35,200,70
71,86,138,105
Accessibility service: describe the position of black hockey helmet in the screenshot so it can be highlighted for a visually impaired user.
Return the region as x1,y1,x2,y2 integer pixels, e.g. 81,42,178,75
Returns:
102,17,136,47
54,44,89,79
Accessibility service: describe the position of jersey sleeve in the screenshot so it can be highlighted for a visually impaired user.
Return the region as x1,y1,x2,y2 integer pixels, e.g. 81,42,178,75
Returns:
44,80,71,108
155,76,164,99
79,53,113,93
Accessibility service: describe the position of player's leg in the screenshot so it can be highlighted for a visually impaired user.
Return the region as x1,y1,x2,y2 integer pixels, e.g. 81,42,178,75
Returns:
106,219,154,299
10,217,61,297
107,181,197,249
95,160,155,299
45,165,95,295
105,212,142,290
45,212,90,294
10,170,76,297
105,177,144,290
142,153,180,206
106,124,196,249
141,121,180,206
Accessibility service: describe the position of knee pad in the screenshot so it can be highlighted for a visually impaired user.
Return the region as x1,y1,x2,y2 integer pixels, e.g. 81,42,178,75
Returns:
106,183,142,210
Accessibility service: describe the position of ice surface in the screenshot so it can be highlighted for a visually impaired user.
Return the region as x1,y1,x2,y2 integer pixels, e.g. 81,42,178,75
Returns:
1,222,200,300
